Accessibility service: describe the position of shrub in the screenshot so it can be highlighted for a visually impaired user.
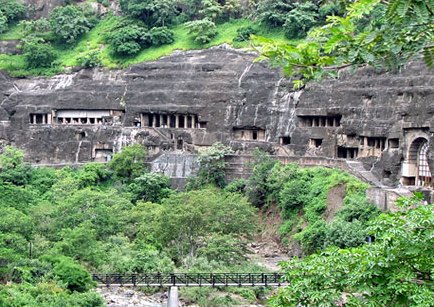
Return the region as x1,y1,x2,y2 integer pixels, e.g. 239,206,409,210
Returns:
0,12,7,34
127,172,172,203
78,50,102,68
284,2,319,39
148,26,174,46
0,0,26,23
186,18,217,44
51,257,94,292
107,23,149,56
108,144,147,181
21,38,57,69
233,26,256,42
49,5,93,44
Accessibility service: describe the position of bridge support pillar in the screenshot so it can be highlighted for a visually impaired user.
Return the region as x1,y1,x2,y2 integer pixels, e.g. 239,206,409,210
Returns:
167,286,179,307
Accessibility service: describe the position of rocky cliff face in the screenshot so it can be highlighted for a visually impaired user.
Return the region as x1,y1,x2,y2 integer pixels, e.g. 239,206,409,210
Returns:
0,47,433,188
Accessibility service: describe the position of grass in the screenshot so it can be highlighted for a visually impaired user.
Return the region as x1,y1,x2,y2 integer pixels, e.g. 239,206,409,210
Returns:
0,23,25,40
0,16,292,77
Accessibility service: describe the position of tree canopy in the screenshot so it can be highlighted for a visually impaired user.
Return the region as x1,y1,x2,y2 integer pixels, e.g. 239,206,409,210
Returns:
271,195,434,306
254,0,434,88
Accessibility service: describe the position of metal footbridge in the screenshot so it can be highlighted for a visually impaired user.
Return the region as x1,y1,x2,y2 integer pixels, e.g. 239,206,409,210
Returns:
92,272,285,287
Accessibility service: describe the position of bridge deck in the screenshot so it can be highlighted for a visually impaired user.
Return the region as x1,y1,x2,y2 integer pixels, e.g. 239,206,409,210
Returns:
93,273,285,287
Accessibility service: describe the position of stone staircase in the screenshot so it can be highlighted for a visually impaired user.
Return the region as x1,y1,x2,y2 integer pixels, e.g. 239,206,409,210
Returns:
345,160,384,188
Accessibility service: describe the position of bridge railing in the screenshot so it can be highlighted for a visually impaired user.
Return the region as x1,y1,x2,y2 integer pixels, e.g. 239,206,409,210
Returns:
92,273,285,287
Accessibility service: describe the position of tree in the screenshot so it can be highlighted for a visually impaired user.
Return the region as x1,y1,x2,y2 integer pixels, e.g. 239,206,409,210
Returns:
151,188,257,264
187,142,233,188
49,5,93,44
0,0,26,23
186,18,218,44
119,0,178,27
271,197,434,306
256,0,294,28
127,172,172,203
0,146,32,185
108,144,147,181
284,1,319,39
107,22,149,56
21,37,57,69
254,0,434,88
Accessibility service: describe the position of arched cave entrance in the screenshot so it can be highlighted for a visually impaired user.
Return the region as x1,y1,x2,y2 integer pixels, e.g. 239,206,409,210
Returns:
401,137,432,187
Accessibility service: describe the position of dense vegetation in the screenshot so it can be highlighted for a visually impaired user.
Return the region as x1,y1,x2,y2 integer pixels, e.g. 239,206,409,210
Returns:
0,0,349,76
255,0,434,88
0,143,398,305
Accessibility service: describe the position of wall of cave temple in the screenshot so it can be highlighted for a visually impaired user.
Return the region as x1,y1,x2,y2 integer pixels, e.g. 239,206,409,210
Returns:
0,48,433,188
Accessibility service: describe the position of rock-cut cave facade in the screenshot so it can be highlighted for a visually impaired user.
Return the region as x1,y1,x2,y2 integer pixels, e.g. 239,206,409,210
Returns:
0,48,433,191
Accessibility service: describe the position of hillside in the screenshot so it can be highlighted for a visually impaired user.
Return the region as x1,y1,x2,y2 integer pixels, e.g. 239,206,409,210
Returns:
0,0,326,76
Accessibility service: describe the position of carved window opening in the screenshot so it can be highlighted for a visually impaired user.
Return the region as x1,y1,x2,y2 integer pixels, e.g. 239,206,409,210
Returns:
55,110,122,125
364,137,386,150
337,146,358,159
234,128,266,141
388,138,399,149
252,131,258,140
30,113,50,125
401,137,432,187
94,149,113,162
177,137,183,150
76,131,86,140
198,121,207,129
299,115,341,127
309,138,323,148
280,136,291,145
143,113,199,129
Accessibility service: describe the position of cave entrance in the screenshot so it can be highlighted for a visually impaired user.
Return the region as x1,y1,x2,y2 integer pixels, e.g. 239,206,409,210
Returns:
401,137,432,187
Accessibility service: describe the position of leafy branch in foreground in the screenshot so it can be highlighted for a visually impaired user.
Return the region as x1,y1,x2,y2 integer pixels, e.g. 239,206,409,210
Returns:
270,195,434,306
253,0,434,88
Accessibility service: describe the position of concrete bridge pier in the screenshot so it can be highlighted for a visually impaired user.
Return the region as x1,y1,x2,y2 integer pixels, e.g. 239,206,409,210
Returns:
167,286,179,307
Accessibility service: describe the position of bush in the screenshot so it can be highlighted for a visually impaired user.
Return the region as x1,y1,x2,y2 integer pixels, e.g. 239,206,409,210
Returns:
186,18,217,44
21,38,57,69
149,26,175,46
0,12,7,34
51,257,94,292
127,172,172,203
49,5,93,44
107,23,149,56
0,0,26,23
233,26,256,42
108,144,147,181
284,2,319,39
78,50,102,68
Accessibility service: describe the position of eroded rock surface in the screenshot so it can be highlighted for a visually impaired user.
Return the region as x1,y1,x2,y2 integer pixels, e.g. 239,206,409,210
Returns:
0,47,433,189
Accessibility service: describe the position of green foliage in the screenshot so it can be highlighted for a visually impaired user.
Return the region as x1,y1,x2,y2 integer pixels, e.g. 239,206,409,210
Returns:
0,282,104,307
200,0,222,21
50,257,94,292
188,142,233,188
148,26,175,45
271,202,434,306
283,2,319,39
127,172,172,203
49,5,93,44
255,0,434,88
0,0,26,24
148,188,257,265
245,150,278,207
233,26,257,42
78,49,102,68
0,12,7,34
108,144,147,181
0,146,32,185
21,37,58,69
186,18,217,44
107,20,150,56
119,0,178,27
256,0,294,27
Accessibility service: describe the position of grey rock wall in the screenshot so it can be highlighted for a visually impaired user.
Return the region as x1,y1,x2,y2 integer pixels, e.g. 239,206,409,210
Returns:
0,47,433,188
